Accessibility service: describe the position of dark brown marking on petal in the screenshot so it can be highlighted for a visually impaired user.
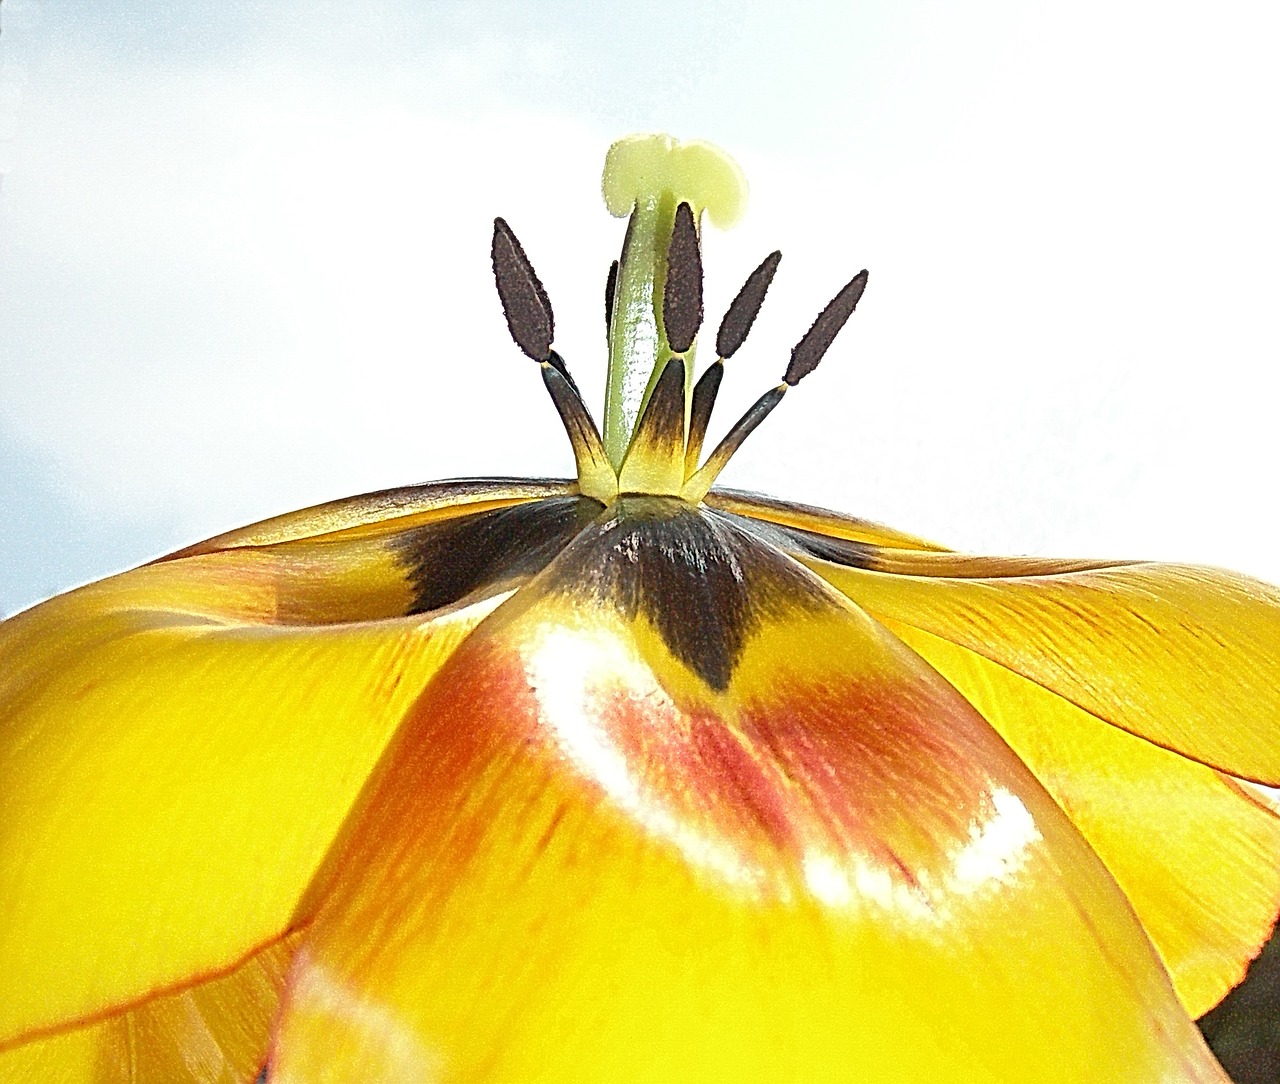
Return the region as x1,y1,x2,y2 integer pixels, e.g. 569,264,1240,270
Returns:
545,498,828,690
663,201,703,354
702,488,952,553
492,217,554,362
716,250,781,360
726,516,882,569
784,269,868,386
392,496,602,615
731,516,1129,579
159,477,577,559
604,259,619,337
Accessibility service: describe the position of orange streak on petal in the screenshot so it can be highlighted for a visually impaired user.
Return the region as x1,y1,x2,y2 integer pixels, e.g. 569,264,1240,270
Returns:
271,519,1225,1083
0,932,300,1084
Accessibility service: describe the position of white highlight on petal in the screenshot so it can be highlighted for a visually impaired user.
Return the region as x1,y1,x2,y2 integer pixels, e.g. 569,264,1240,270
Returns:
281,954,442,1083
801,851,854,908
522,622,767,894
947,787,1040,897
522,621,1041,918
802,788,1040,922
801,852,931,922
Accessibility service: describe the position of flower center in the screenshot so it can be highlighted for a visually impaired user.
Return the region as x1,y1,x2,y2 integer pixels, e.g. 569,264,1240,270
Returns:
490,134,868,507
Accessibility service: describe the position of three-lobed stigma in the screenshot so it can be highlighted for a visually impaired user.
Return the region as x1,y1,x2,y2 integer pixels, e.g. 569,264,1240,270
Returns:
491,134,869,507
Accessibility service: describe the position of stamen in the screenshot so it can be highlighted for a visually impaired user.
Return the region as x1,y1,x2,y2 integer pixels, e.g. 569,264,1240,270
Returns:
663,202,703,355
491,218,554,363
683,268,869,502
682,385,787,502
784,269,868,386
492,217,616,502
683,360,723,478
686,250,783,476
547,350,582,400
618,357,688,495
541,363,618,502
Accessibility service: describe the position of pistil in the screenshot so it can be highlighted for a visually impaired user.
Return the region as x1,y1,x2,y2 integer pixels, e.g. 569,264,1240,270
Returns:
601,135,748,468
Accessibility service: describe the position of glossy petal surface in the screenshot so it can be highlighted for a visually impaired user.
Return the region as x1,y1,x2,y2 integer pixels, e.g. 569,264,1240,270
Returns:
802,551,1280,784
0,935,296,1083
0,481,570,1043
169,478,572,556
705,487,947,552
271,499,1224,1084
884,618,1280,1018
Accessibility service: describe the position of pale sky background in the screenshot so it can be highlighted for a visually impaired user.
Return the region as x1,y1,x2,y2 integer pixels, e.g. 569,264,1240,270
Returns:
1,1,1278,615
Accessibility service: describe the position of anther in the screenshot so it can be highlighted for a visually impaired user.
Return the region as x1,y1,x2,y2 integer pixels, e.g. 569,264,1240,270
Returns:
784,269,868,386
683,268,869,502
663,201,703,355
716,251,781,361
492,217,554,363
686,250,783,476
492,217,615,501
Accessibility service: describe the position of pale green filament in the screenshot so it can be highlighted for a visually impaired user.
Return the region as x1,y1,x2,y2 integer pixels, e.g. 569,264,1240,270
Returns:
600,134,748,468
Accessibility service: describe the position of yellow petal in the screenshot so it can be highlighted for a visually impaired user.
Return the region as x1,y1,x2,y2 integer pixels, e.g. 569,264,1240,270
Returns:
0,486,604,1045
0,933,297,1083
705,487,948,551
883,617,1280,1018
169,477,573,556
801,551,1280,784
270,498,1224,1084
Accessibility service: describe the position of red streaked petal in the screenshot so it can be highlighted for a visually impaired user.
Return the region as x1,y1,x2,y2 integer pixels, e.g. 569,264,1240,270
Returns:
806,556,1280,784
1,480,608,1044
885,617,1280,1018
0,548,498,1046
270,499,1224,1084
0,933,298,1084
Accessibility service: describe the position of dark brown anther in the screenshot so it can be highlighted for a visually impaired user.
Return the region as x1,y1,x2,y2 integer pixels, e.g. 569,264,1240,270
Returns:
783,269,868,386
716,251,781,360
492,217,554,362
663,201,703,354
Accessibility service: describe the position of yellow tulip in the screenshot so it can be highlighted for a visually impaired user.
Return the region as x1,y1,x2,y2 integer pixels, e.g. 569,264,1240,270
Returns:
2,134,1276,1083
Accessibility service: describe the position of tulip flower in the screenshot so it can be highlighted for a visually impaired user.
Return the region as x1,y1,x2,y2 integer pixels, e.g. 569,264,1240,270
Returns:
3,133,1280,1084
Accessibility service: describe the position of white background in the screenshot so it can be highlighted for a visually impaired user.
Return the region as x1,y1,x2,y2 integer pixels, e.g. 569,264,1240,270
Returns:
2,1,1278,614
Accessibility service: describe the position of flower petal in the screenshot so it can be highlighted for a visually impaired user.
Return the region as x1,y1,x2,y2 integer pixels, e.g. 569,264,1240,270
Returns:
799,551,1280,785
270,499,1224,1083
168,477,574,557
0,494,577,1043
883,617,1280,1018
0,933,297,1082
704,487,948,551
